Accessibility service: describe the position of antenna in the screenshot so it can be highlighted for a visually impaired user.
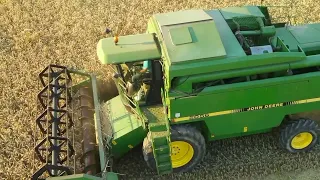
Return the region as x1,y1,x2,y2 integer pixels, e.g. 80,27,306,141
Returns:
105,28,114,37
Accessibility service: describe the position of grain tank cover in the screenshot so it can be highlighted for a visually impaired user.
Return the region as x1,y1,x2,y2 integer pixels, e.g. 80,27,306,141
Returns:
153,10,227,65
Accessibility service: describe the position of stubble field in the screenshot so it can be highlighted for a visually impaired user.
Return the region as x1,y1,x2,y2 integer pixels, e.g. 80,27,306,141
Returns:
1,0,320,179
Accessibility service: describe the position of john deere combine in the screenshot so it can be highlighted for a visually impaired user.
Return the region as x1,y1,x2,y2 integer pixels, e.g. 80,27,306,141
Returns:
33,5,320,179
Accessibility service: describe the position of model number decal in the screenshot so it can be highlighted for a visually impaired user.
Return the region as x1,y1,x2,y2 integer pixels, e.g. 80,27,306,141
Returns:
190,113,209,119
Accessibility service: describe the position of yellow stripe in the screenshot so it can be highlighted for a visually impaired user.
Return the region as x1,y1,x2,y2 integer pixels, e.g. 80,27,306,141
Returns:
296,97,320,104
174,110,236,122
308,97,320,103
208,110,233,116
173,116,190,122
172,97,320,123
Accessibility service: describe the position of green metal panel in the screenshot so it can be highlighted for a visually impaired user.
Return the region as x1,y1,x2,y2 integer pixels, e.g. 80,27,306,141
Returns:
105,95,147,158
171,54,320,94
161,20,226,64
219,6,265,20
169,71,320,140
97,33,161,65
274,27,300,52
107,96,142,138
205,10,246,58
169,26,193,45
288,24,320,44
153,9,212,26
169,52,306,83
203,111,275,140
170,62,289,94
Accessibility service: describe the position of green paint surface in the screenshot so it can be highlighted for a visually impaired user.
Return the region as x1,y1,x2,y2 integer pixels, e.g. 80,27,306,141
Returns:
97,33,161,64
153,9,212,26
288,24,320,44
220,6,265,20
153,10,226,65
169,26,193,45
169,72,320,140
105,95,147,158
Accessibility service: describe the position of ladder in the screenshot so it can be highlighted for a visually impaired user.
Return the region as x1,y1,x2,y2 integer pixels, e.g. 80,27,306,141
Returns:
148,89,172,175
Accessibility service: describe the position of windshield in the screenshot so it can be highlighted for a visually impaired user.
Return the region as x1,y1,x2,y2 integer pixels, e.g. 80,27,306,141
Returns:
111,59,164,107
112,61,152,105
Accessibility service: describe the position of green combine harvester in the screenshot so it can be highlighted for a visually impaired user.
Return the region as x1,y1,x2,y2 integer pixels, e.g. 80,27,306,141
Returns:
32,5,320,180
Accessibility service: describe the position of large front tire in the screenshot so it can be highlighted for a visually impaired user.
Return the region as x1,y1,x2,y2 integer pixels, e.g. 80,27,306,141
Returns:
143,125,206,173
280,118,320,153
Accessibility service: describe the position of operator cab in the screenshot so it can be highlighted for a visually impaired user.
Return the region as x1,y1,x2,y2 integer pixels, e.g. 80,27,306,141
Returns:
131,59,164,106
115,59,164,107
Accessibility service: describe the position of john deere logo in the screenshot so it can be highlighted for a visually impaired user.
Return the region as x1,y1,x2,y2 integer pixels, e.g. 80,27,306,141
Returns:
246,103,284,111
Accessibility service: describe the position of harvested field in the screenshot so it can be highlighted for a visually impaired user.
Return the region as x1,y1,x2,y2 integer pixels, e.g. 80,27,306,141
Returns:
1,0,320,179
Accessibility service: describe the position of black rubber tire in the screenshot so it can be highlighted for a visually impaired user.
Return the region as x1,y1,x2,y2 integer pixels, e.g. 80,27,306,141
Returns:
280,118,320,153
142,124,206,173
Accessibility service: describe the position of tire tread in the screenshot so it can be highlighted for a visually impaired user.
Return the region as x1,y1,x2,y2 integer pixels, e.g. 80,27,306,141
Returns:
280,118,319,153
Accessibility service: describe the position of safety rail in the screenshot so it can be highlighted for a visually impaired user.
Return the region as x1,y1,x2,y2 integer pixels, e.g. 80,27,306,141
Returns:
109,65,148,128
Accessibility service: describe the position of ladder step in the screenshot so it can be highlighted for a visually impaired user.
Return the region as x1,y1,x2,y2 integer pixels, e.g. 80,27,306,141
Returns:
153,136,169,147
157,162,172,174
157,154,171,164
149,125,172,174
149,122,167,132
154,145,170,155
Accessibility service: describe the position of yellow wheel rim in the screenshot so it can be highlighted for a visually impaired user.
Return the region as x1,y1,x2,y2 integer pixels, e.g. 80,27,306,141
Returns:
291,132,313,149
170,141,194,168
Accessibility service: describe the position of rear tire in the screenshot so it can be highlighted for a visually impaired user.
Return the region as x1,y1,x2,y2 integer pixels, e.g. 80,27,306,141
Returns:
280,118,320,153
142,125,206,173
